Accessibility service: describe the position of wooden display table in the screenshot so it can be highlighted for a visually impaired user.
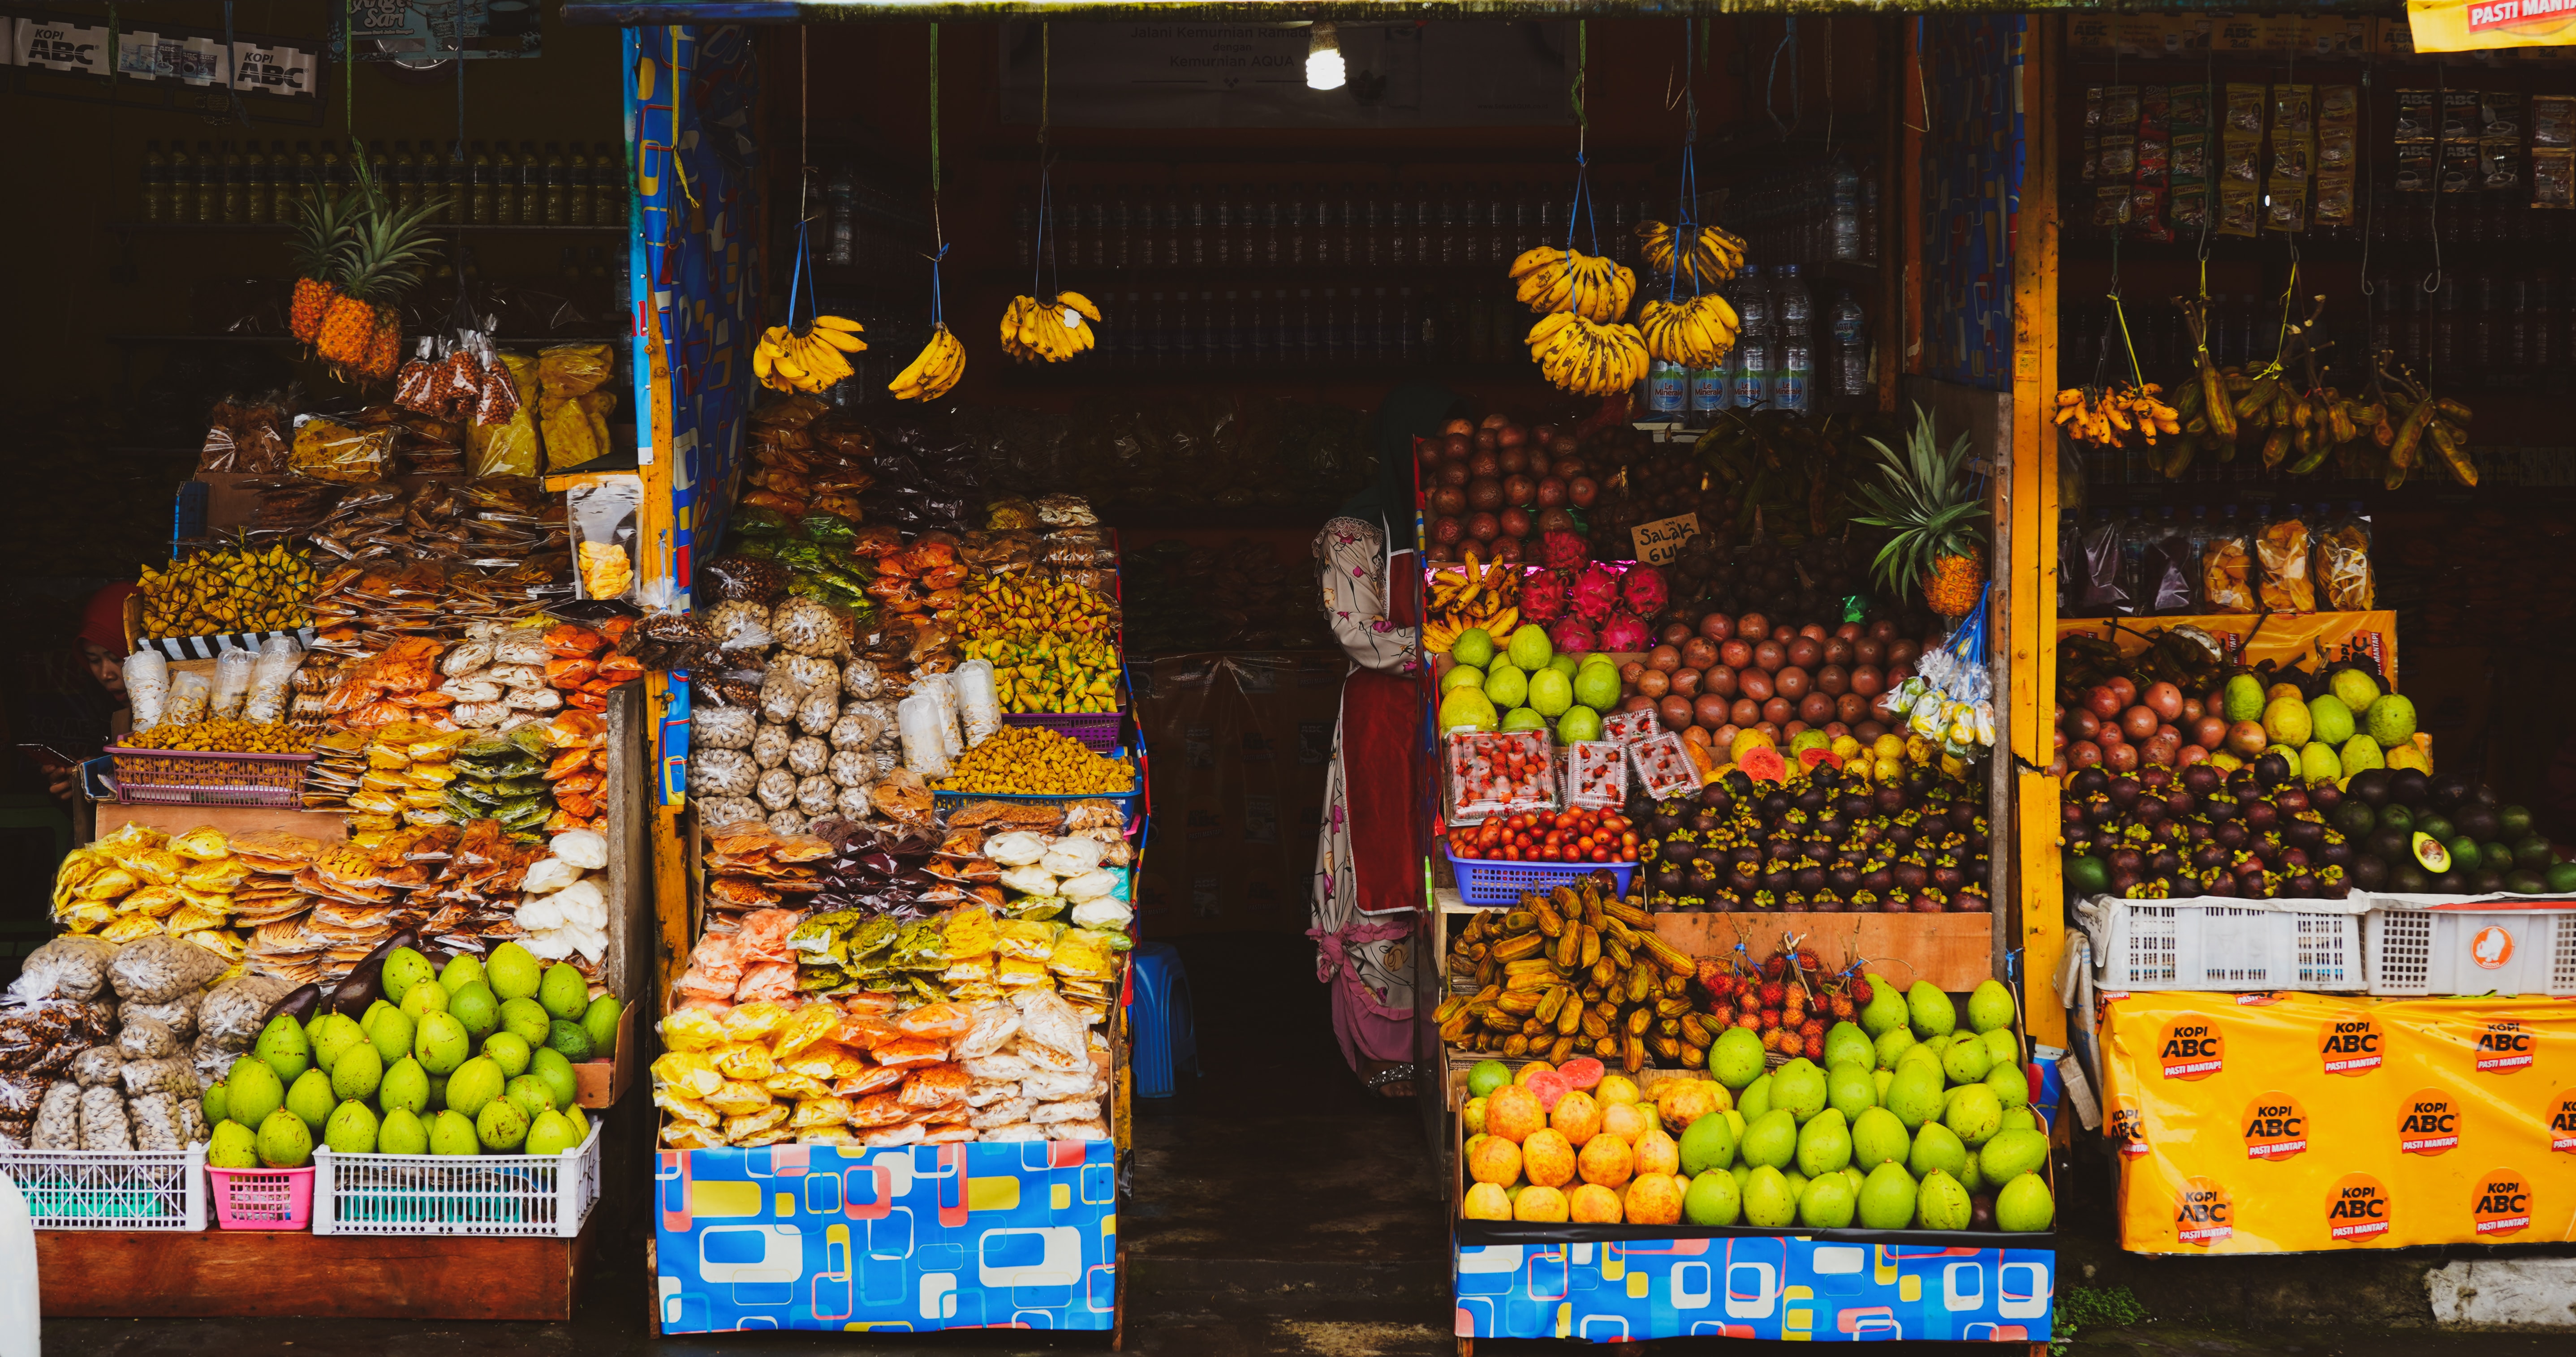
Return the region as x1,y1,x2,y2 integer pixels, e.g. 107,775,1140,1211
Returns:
37,1221,597,1320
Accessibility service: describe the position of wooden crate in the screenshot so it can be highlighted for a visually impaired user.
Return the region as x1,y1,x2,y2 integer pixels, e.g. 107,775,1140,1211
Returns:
37,1220,597,1320
573,999,638,1108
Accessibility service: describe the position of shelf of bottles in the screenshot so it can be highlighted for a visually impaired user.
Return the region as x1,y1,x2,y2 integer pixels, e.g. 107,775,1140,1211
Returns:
133,137,628,231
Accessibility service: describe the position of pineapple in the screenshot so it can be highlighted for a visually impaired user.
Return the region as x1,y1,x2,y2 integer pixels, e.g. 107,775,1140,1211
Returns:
361,311,402,381
1852,404,1990,618
311,159,443,376
287,189,356,344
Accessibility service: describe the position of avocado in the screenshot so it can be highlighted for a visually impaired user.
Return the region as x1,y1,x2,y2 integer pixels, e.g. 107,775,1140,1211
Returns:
2499,805,2535,839
2506,870,2550,895
2412,832,2452,873
2470,869,2506,894
2446,837,2481,873
2065,854,2111,898
2415,814,2455,844
2387,862,2430,894
2377,804,2414,835
2335,802,2378,839
2366,828,2412,863
2453,805,2501,843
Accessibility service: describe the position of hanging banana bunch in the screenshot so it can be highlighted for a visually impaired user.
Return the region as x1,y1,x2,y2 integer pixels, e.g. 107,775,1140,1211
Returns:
1637,219,1747,289
2054,382,2180,449
1527,311,1649,398
1510,245,1636,323
1637,294,1740,368
999,292,1101,363
889,325,965,401
755,316,866,394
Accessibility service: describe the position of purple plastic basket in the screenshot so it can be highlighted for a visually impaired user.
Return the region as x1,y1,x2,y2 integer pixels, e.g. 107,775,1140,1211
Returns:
1445,847,1638,906
1002,711,1123,753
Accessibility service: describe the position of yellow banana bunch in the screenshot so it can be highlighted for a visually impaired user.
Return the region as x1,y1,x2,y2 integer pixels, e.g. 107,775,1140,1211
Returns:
754,315,865,394
1422,548,1521,654
1526,311,1649,398
889,324,965,401
1508,245,1636,323
1637,219,1747,288
1637,293,1740,367
999,292,1102,364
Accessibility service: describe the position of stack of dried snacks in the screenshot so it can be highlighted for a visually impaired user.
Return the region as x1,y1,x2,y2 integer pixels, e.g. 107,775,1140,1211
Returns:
49,824,252,962
136,541,319,638
935,726,1135,797
728,511,876,614
231,829,331,983
301,729,371,810
447,727,557,837
342,721,469,837
743,395,876,520
687,619,902,835
511,827,612,964
947,575,1122,713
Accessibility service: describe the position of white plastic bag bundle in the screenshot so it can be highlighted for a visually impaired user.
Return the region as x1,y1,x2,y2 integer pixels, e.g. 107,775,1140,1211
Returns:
952,660,1003,746
209,647,256,720
916,673,965,758
896,692,953,779
163,671,212,726
123,650,169,729
244,635,305,722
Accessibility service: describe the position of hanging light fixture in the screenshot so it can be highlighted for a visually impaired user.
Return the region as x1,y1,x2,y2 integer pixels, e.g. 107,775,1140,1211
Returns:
1306,21,1345,91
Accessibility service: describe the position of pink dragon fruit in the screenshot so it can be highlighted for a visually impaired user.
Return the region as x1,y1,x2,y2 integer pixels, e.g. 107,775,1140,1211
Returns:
1539,531,1589,571
1520,570,1568,625
1571,563,1620,627
1548,618,1599,654
1620,564,1668,617
1598,613,1652,653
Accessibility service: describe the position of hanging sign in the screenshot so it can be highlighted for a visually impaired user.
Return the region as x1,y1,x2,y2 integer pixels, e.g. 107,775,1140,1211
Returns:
347,0,542,61
2407,0,2576,53
1628,512,1699,567
5,13,319,95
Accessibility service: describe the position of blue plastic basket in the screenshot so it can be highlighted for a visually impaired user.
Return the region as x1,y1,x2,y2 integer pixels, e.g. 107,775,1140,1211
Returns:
1445,847,1639,907
1128,940,1199,1098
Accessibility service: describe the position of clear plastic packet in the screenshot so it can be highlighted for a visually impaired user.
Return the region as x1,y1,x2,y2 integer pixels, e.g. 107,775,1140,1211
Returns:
1628,731,1701,801
2200,507,2255,614
916,672,964,758
2319,503,2374,611
1443,730,1557,822
209,647,256,720
2256,508,2316,613
897,692,954,779
124,651,169,727
568,477,641,603
1566,741,1629,810
538,343,618,399
2075,513,2128,614
1599,707,1659,746
468,352,544,474
162,671,212,727
951,660,1003,746
289,416,394,483
243,635,305,723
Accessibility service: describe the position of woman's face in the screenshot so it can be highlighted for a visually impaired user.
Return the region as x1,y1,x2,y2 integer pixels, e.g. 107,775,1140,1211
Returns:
85,643,126,699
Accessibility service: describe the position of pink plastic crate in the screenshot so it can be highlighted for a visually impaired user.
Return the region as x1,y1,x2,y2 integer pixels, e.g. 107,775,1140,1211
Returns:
208,1165,314,1230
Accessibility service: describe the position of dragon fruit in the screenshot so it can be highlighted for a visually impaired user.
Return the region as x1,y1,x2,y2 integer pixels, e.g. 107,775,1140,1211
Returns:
1598,613,1652,653
1539,531,1589,571
1548,618,1599,654
1571,564,1620,626
1520,570,1568,625
1620,564,1668,617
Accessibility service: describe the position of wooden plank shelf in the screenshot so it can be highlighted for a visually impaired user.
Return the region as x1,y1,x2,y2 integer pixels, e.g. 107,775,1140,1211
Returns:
38,1222,597,1320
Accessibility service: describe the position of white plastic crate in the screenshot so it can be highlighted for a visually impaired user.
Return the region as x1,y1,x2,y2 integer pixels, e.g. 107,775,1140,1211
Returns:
2363,900,2576,997
312,1123,600,1237
2077,894,2367,992
0,1145,206,1231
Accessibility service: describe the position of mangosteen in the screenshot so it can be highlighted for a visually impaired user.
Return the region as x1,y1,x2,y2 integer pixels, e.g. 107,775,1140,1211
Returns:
2244,801,2280,834
1727,867,1760,893
1880,890,1914,914
1795,865,1828,894
2188,822,2214,843
1794,787,1830,814
1851,823,1885,849
2107,778,2143,811
2309,781,2343,815
1809,890,1846,913
1650,805,1686,835
1931,856,1967,890
2163,789,2196,818
2215,821,2250,850
1946,803,1978,833
1873,786,1907,816
2283,820,2325,852
2227,769,2261,798
1886,822,1918,849
1862,865,1894,893
1828,864,1861,893
2276,787,2310,817
1816,813,1850,840
2232,855,2266,879
2181,764,2222,795
1763,792,1794,818
2149,850,2181,876
2133,796,2169,827
2108,849,2145,878
2284,872,2318,898
2204,872,2240,898
2255,752,2294,787
1700,783,1736,811
1913,890,1950,914
1840,794,1874,820
1690,808,1723,833
2192,843,2228,870
2064,825,2095,849
2388,769,2430,807
1968,827,1992,855
2082,795,2118,826
2204,794,2240,822
1760,866,1795,892
2320,840,2355,868
2071,767,2111,796
1654,863,1689,892
2282,846,2311,871
1731,846,1762,867
1893,861,1930,890
1955,884,1991,912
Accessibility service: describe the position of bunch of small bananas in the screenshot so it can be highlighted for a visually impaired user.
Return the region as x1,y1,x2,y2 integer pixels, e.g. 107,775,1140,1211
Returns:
2054,382,2181,448
1527,312,1649,398
753,315,866,394
1421,548,1520,656
999,292,1102,363
889,325,965,402
1509,245,1636,323
1637,219,1748,288
1637,294,1741,368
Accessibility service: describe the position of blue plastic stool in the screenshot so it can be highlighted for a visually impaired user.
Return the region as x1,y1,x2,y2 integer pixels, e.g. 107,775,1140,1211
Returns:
1128,942,1199,1098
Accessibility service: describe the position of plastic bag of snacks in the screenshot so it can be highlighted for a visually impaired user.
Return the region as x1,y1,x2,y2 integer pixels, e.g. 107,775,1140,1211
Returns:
569,478,640,602
124,650,168,726
468,352,545,477
209,647,255,719
243,635,305,723
289,416,393,483
2319,503,2373,610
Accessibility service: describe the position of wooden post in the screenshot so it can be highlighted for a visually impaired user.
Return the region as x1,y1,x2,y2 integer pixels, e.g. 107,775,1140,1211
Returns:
2008,15,2065,1048
1898,17,1926,381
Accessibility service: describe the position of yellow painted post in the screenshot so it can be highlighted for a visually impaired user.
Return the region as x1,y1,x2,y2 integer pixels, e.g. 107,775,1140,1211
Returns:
637,271,694,1005
2010,15,2065,1047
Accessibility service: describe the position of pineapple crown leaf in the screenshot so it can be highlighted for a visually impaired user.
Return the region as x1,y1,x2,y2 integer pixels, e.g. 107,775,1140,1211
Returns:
1852,405,1987,602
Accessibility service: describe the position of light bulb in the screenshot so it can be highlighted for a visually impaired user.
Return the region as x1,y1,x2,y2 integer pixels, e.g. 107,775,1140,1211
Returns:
1306,21,1345,91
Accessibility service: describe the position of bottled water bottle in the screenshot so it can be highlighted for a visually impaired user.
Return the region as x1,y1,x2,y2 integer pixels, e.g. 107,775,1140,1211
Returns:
1730,266,1770,408
1777,333,1812,412
1830,160,1863,262
1831,288,1870,397
1775,263,1812,332
1647,360,1688,415
1771,265,1811,411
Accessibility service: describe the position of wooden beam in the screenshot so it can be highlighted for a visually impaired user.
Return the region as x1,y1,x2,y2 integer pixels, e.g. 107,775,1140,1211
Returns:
40,1226,594,1320
2008,13,2065,1048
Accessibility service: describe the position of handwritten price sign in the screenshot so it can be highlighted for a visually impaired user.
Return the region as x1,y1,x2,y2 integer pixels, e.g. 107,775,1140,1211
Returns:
1629,513,1700,566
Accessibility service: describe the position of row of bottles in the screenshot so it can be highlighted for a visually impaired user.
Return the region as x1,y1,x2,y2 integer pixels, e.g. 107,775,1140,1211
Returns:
1721,159,1882,270
138,138,626,228
1643,265,1875,419
2067,268,2565,393
1004,181,1666,274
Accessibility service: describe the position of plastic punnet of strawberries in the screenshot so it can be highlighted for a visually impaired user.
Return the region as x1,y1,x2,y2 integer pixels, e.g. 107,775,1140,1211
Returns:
1449,807,1638,864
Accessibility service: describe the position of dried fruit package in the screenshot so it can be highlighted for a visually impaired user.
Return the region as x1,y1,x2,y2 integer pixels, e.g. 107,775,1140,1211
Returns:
2254,510,2315,613
1443,730,1556,822
1565,741,1628,810
1627,731,1701,801
567,477,641,602
2319,505,2374,611
2199,510,2255,614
